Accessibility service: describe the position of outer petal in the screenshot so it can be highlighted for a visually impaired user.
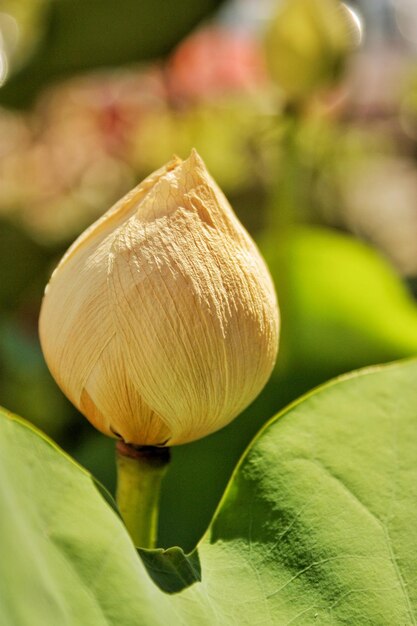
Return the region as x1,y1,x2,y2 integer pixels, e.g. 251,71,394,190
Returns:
80,336,170,445
39,159,179,443
108,151,279,444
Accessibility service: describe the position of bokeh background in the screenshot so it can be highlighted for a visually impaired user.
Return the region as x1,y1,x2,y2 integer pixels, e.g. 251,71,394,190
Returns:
1,0,417,551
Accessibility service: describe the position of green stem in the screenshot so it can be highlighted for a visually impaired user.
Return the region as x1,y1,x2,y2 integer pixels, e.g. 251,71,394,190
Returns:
116,441,170,549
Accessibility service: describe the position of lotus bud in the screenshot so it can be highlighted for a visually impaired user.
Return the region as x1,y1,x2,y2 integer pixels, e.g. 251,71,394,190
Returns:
264,0,362,103
39,150,279,446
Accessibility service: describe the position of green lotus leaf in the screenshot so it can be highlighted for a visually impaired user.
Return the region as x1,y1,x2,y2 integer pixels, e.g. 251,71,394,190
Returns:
1,358,416,624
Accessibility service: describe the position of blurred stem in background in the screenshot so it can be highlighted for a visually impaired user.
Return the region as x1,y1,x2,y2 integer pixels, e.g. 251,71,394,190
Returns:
268,107,300,233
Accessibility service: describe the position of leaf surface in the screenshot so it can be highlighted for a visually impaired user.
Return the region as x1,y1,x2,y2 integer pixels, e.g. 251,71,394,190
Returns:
1,359,417,624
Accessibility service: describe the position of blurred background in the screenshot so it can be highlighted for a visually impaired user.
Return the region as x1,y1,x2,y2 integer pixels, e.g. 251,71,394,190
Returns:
1,0,417,551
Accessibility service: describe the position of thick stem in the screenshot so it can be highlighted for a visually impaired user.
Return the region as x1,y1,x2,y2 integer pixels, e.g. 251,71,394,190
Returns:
116,441,170,549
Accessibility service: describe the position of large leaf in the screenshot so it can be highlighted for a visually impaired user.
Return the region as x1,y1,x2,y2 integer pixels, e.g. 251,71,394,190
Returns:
1,359,417,624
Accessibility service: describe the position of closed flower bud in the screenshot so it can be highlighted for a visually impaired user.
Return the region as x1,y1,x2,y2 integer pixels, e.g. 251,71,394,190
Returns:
264,0,361,103
39,150,279,446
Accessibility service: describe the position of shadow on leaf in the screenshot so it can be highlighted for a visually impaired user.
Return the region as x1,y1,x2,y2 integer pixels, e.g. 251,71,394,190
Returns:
138,546,201,594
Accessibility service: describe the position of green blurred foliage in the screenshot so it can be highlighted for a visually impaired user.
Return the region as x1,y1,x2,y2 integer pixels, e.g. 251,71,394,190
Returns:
130,101,267,195
272,227,417,373
0,220,45,311
0,0,226,108
0,318,71,437
0,220,75,436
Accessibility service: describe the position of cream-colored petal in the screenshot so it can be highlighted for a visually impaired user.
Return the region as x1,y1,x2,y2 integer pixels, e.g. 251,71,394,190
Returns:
39,157,180,434
56,156,181,272
107,151,279,444
81,336,171,445
39,238,112,410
